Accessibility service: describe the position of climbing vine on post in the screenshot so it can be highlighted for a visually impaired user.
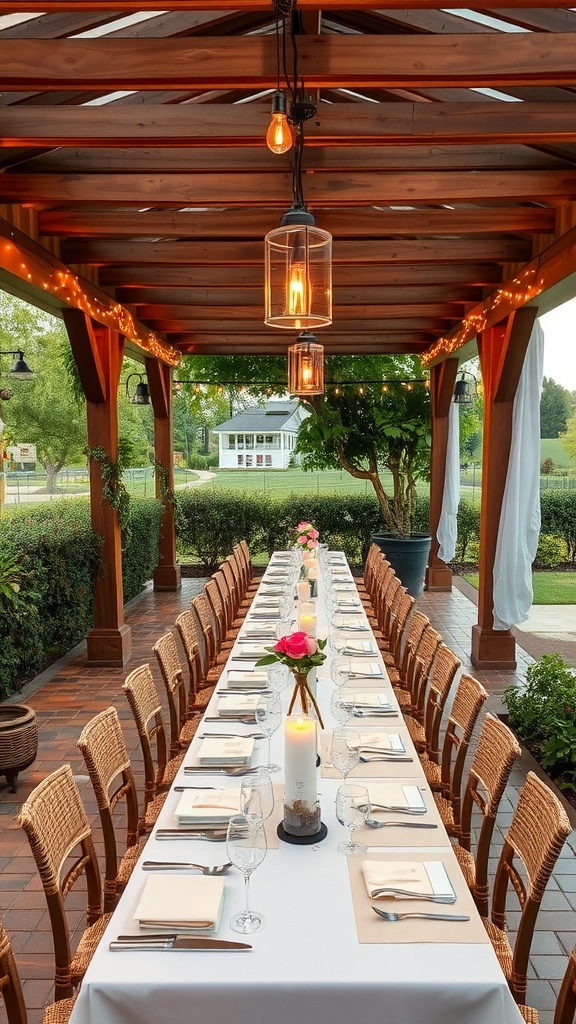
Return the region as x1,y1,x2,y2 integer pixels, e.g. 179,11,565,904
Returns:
87,445,132,541
155,461,176,508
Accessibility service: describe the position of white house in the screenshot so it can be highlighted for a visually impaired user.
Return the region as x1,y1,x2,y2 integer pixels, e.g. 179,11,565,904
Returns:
212,401,308,469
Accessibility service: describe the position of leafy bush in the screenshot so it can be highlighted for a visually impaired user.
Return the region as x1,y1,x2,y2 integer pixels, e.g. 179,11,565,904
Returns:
533,533,566,569
188,454,208,470
122,497,164,602
540,490,576,562
503,654,576,790
456,499,480,562
176,489,270,571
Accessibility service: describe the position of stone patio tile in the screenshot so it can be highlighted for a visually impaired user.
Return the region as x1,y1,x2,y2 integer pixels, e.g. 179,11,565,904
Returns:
529,933,565,954
532,955,572,980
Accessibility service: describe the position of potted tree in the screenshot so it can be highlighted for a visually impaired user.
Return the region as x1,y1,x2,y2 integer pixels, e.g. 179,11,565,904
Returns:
295,355,431,596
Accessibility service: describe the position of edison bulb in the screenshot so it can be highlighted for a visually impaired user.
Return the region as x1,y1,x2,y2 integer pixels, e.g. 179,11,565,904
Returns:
266,91,293,155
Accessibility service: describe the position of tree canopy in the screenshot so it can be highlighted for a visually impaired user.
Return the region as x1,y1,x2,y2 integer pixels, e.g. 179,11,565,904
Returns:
540,376,573,438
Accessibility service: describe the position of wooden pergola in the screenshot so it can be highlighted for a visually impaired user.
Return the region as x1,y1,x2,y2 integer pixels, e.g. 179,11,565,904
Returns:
1,1,575,669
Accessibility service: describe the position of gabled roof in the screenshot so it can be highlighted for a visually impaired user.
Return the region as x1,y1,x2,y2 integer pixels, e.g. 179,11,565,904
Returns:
213,401,300,432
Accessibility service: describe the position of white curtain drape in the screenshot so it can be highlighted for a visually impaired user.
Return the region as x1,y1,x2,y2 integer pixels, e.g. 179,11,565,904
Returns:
493,321,544,630
437,400,460,564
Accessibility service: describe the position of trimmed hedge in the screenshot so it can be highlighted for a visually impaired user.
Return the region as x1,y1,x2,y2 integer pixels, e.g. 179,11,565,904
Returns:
0,496,163,697
541,490,576,563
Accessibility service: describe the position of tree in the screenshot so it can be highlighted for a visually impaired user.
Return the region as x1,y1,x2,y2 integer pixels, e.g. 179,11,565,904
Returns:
0,292,87,492
540,376,572,438
561,415,576,462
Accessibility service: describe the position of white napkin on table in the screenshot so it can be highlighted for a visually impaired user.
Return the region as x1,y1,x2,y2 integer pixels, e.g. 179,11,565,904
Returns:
347,731,405,752
364,782,425,811
226,669,268,689
349,660,384,677
347,691,391,710
216,693,261,718
343,640,377,655
361,860,453,900
175,787,241,824
197,736,254,764
134,875,225,931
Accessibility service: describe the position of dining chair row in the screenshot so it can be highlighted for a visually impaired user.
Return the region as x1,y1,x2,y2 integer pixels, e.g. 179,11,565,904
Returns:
361,541,573,1019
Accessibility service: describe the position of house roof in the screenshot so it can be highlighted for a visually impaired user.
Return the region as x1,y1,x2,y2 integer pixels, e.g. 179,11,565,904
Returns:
213,402,300,433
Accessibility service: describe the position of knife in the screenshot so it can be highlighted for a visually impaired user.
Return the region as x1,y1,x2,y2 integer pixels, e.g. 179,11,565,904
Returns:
110,935,252,951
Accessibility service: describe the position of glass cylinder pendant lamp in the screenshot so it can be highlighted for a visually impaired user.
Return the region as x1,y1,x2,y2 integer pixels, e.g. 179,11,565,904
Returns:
265,206,332,331
287,332,324,396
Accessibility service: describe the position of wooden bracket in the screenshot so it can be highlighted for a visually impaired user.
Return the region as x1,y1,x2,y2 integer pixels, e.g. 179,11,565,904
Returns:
62,308,106,404
145,356,170,420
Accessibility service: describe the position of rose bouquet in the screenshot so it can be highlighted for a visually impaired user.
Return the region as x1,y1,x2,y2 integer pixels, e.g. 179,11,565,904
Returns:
256,631,327,725
294,521,319,551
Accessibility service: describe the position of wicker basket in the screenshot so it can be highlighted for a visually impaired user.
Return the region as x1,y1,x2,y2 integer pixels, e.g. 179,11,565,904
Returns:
0,705,38,792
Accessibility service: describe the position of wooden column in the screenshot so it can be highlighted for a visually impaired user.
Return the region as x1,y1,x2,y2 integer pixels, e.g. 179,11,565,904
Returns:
471,306,538,670
426,357,459,591
146,357,181,592
63,309,131,666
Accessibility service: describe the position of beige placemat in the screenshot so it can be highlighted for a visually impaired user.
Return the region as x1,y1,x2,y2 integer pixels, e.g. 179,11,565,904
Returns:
347,851,489,944
320,731,422,779
354,781,450,847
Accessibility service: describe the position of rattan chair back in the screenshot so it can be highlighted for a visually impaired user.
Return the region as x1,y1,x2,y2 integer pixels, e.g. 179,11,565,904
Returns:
18,765,103,1001
380,582,406,642
154,630,190,755
491,771,571,1003
407,625,442,715
122,664,169,812
0,921,27,1024
191,593,218,665
397,610,429,679
387,592,414,659
77,707,140,912
421,644,461,762
175,609,206,690
221,558,241,616
205,577,227,648
459,714,521,916
437,673,488,829
235,540,254,589
232,544,250,594
213,569,235,633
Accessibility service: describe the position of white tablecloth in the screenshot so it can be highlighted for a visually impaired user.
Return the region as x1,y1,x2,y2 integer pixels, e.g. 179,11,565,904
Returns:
69,555,524,1024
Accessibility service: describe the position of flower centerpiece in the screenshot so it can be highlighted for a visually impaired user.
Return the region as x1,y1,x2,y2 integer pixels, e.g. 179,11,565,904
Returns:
295,521,319,553
257,631,326,727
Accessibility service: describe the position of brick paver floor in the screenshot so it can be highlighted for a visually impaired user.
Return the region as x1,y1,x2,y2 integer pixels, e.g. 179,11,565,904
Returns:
0,574,574,1024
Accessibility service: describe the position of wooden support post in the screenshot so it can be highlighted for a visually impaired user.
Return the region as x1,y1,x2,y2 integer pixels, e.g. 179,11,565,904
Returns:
63,309,131,666
471,306,538,670
146,357,181,592
426,358,459,591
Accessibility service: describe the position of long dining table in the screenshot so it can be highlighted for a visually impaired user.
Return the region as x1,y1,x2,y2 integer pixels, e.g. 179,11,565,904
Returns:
68,552,524,1024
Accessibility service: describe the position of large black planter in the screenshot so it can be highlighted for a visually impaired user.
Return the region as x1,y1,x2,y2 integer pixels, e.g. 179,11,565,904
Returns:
371,532,431,598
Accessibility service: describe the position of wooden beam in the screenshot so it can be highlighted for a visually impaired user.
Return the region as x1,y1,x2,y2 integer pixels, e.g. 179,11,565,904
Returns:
118,284,483,306
37,207,557,239
3,103,576,148
59,238,531,265
173,335,431,354
422,224,576,364
137,302,464,321
2,36,576,89
1,1,574,11
145,355,169,420
4,171,574,206
150,318,448,332
0,216,180,367
62,308,106,404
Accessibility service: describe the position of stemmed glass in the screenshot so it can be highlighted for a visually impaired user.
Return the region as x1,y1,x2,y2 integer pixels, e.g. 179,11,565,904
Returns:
331,656,351,687
255,693,282,773
226,813,267,933
335,784,369,855
266,660,289,694
329,627,347,657
330,728,360,779
331,688,354,727
240,772,274,820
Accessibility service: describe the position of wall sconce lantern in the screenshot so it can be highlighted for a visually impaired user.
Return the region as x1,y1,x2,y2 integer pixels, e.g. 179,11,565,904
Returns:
0,349,35,381
287,332,324,396
125,373,150,405
453,370,478,405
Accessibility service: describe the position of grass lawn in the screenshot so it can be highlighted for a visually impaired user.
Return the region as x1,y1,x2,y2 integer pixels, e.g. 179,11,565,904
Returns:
540,437,573,470
464,572,576,604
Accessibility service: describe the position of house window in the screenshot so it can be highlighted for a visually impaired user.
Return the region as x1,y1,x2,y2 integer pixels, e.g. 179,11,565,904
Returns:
256,454,263,467
256,435,264,445
246,455,253,467
237,435,244,449
227,434,235,449
245,435,254,449
237,455,244,466
265,455,272,467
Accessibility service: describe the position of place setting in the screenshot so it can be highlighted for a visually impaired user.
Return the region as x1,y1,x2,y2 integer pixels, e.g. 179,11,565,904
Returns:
321,726,421,779
351,780,448,846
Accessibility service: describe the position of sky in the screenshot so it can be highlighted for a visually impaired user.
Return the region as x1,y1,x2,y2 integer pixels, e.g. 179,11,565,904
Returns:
539,299,576,391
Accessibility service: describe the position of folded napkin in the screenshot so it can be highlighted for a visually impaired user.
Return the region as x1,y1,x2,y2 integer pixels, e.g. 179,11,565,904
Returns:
197,736,254,764
134,875,225,932
364,782,425,812
254,598,281,608
333,615,365,629
227,669,268,689
349,660,384,677
259,586,283,596
361,860,454,900
343,640,377,656
333,583,357,593
175,787,241,825
347,731,405,752
336,597,361,608
248,611,280,620
216,693,262,718
348,691,391,710
332,574,352,583
265,570,288,578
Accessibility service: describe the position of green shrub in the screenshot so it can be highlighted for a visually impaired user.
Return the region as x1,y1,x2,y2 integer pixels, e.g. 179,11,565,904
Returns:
188,454,208,470
533,533,566,569
176,489,270,571
456,499,480,562
122,497,164,602
540,490,576,562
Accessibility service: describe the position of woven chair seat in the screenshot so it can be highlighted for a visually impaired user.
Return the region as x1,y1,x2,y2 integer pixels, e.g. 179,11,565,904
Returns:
43,997,78,1024
517,1006,539,1023
179,715,201,747
482,918,513,982
70,913,113,986
143,791,167,830
189,687,212,714
404,714,426,749
395,689,412,710
453,844,476,889
422,759,442,790
387,666,401,684
117,839,146,886
159,752,185,789
433,793,457,835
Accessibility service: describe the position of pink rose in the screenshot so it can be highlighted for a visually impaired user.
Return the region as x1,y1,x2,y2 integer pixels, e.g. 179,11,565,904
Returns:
296,521,311,532
274,636,289,654
305,635,318,656
308,529,319,540
307,539,318,549
296,535,307,545
283,631,312,659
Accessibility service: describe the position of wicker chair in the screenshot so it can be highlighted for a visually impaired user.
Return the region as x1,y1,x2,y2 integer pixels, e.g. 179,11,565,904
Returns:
153,631,202,754
396,624,442,716
0,920,76,1024
356,542,385,597
482,771,571,1005
518,943,576,1024
421,673,488,832
387,608,429,688
18,765,111,1002
213,568,245,635
122,664,184,826
191,592,227,671
233,543,259,597
404,644,461,759
381,591,414,666
77,706,146,912
445,714,521,910
175,609,218,700
205,576,237,650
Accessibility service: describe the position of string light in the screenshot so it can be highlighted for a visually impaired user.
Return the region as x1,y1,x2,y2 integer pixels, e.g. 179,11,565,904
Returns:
266,91,293,154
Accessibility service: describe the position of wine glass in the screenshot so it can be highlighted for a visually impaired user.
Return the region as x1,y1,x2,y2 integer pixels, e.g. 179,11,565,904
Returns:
330,728,360,779
226,813,267,933
266,660,289,694
329,627,347,656
331,656,351,687
331,688,354,727
335,784,369,855
240,771,274,820
255,693,282,773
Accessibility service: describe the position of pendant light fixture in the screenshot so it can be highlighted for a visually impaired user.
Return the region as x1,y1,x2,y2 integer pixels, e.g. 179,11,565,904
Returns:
287,332,324,396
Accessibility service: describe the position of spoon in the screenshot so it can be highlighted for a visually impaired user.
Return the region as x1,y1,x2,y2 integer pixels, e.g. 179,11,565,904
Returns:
142,861,232,874
372,907,469,922
371,888,455,903
365,818,437,829
184,766,261,777
155,829,228,842
359,754,413,763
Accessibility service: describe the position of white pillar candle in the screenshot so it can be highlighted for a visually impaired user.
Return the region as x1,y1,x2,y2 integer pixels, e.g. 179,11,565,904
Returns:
298,601,316,636
284,714,318,811
297,580,311,604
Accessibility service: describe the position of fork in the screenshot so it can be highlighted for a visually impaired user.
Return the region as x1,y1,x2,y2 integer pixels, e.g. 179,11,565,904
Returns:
371,887,456,904
142,861,232,874
155,829,228,842
372,907,469,922
359,802,426,816
365,818,437,830
359,753,413,763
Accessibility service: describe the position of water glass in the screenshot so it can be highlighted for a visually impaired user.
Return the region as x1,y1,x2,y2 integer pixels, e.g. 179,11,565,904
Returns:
240,772,275,820
330,728,360,779
329,627,347,656
331,688,354,727
226,813,267,933
335,784,369,855
255,693,282,773
266,660,289,693
331,656,351,687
